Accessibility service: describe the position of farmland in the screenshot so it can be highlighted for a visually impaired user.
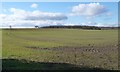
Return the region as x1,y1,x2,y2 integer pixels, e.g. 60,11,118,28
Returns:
2,29,118,70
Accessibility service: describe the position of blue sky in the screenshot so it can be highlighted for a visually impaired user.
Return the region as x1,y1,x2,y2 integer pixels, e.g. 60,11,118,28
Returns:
0,2,118,28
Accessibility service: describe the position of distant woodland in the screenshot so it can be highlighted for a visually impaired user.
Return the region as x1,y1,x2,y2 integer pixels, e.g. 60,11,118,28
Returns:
38,25,119,30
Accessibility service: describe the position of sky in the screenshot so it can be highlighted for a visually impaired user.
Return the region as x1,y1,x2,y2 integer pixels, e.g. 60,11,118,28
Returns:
0,2,118,28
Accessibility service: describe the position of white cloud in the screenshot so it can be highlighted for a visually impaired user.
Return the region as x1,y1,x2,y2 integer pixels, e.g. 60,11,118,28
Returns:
59,22,118,27
0,8,67,21
63,23,77,26
0,14,7,21
81,22,97,26
31,3,38,8
1,20,64,27
0,8,68,27
26,10,68,20
1,19,118,27
81,22,118,27
71,3,108,16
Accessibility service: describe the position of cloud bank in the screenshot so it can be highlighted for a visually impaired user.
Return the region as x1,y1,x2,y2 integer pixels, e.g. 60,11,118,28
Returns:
71,3,108,16
1,20,64,27
0,8,68,27
31,3,38,8
1,8,68,21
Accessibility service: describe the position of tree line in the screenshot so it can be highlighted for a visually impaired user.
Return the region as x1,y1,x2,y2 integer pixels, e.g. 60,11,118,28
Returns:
39,25,102,30
8,25,118,30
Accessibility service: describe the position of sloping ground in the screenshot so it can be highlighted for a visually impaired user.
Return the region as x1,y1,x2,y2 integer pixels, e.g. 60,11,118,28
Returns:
2,29,118,70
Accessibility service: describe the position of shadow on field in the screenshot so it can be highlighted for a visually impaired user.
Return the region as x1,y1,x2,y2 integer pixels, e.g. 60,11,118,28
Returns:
2,59,117,72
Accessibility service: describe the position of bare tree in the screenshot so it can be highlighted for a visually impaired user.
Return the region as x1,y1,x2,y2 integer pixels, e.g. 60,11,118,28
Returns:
35,26,39,29
9,25,12,29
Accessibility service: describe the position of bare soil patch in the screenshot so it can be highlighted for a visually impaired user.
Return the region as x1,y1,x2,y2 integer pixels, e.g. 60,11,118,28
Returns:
25,45,118,53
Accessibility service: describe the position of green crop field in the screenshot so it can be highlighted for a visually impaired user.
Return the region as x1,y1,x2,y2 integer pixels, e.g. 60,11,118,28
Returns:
2,29,118,70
